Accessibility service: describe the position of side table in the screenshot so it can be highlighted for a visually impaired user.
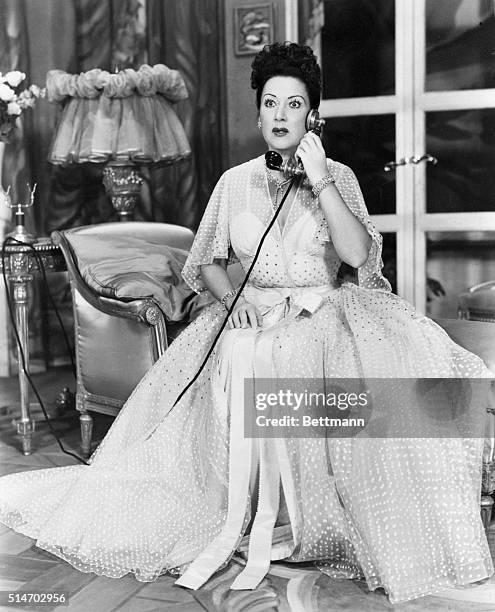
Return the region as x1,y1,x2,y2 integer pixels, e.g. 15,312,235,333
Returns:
0,238,67,454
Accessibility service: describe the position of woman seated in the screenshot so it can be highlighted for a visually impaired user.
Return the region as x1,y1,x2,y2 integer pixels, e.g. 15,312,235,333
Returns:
0,42,492,605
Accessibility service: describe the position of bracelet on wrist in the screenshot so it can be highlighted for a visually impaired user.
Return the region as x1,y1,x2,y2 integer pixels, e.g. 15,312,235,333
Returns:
219,288,238,310
312,174,335,199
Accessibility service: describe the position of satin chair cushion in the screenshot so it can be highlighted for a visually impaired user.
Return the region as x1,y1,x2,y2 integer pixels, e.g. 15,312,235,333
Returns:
65,233,212,322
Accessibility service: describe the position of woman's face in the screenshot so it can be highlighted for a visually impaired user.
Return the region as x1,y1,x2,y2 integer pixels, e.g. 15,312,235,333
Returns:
259,76,310,160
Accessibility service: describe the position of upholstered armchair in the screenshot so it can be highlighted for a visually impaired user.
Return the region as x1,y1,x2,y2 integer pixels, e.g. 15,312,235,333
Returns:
52,222,197,458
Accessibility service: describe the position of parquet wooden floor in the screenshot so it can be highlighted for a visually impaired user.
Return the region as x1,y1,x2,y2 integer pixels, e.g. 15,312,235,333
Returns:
0,368,494,611
0,369,204,612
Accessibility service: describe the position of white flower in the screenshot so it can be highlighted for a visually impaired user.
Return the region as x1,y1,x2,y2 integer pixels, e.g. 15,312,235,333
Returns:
29,84,41,97
0,83,15,102
4,71,26,88
7,101,22,115
17,96,34,110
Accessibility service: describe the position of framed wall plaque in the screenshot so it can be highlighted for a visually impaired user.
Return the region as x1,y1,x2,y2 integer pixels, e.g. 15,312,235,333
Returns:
234,4,274,55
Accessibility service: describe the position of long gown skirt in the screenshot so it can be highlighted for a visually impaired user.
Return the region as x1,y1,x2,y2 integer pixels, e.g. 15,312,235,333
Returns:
0,282,493,604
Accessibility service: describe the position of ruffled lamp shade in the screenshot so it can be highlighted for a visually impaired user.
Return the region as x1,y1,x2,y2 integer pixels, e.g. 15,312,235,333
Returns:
46,64,192,219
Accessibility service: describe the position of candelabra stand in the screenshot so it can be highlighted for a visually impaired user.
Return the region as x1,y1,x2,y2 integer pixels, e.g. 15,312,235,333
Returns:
1,185,67,454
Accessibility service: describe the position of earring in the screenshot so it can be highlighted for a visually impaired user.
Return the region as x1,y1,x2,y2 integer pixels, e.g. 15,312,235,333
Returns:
257,118,261,130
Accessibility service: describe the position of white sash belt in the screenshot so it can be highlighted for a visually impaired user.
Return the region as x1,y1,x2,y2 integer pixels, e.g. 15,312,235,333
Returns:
175,329,256,589
176,284,335,590
230,327,281,589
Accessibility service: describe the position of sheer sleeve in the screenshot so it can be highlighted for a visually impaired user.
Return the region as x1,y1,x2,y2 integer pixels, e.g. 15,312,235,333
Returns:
182,171,237,293
316,162,392,292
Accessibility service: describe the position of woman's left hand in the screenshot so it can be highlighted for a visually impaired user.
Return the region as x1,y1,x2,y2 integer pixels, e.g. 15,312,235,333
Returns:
295,131,329,188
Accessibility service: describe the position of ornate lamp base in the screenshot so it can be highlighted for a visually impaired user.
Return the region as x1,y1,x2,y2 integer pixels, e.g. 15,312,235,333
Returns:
7,224,35,245
6,209,36,244
102,161,144,221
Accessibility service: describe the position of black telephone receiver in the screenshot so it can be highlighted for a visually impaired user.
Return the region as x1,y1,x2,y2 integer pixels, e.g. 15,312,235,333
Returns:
265,109,325,178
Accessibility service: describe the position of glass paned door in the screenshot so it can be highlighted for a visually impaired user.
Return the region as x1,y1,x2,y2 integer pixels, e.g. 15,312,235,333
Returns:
320,0,409,300
415,0,495,316
319,0,495,313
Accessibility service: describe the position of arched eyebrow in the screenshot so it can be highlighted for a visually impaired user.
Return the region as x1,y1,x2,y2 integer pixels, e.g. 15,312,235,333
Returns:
262,93,307,103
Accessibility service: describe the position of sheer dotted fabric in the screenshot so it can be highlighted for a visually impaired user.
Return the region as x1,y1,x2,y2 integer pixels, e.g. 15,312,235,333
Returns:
0,155,492,604
182,156,390,293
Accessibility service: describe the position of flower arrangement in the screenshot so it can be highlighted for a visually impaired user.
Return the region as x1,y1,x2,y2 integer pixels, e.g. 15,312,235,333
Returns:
0,71,45,142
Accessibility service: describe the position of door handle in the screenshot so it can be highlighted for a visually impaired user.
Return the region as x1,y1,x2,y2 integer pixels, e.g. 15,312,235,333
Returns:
384,157,410,172
384,154,438,172
411,153,438,165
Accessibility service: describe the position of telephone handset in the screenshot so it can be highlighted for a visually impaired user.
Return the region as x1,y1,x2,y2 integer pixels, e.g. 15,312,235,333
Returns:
306,108,326,135
151,113,323,427
265,109,326,178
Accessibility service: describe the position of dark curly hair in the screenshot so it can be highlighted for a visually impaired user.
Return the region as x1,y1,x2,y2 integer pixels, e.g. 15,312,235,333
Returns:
251,42,322,110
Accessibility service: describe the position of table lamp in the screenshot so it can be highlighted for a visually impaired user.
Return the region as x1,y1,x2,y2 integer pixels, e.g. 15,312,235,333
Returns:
46,64,191,220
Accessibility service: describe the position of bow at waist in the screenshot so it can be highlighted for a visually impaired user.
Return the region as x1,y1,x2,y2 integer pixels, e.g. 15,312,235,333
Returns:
242,284,336,325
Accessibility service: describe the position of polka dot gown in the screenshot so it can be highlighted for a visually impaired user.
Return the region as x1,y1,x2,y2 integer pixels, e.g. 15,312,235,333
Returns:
0,155,492,604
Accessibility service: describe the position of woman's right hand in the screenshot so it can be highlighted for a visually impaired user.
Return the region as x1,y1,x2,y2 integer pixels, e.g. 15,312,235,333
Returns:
227,297,263,329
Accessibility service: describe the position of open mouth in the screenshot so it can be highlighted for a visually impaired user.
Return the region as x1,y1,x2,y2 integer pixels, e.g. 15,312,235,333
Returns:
272,127,288,135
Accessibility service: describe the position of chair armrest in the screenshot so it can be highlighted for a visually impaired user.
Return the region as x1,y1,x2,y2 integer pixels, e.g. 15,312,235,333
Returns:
52,229,168,327
94,294,164,325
